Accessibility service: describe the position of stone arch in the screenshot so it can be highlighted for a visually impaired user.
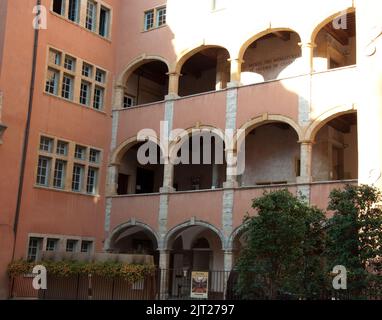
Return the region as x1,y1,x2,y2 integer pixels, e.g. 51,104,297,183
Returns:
105,220,160,252
163,220,226,250
116,54,171,87
237,114,303,150
304,104,357,142
310,7,356,43
168,125,226,161
174,44,232,75
227,223,249,250
238,28,302,62
111,135,162,165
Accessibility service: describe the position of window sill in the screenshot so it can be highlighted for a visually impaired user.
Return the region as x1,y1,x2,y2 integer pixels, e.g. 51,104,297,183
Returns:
43,92,108,116
34,184,100,198
141,24,168,33
49,11,112,43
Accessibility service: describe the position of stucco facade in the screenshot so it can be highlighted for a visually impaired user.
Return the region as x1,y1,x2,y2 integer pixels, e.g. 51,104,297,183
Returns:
0,0,382,299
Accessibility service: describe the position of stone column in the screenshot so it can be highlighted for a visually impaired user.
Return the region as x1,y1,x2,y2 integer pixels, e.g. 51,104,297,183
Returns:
356,0,382,190
161,161,175,193
298,42,315,74
159,250,171,300
113,85,125,110
167,72,180,99
228,58,243,86
223,250,233,299
297,141,313,202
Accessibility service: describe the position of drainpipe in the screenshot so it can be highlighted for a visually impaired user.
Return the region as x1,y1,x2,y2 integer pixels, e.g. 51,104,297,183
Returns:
12,0,41,260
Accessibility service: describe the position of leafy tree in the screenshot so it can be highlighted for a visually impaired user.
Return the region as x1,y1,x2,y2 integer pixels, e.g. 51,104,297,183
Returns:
326,184,382,295
235,189,327,299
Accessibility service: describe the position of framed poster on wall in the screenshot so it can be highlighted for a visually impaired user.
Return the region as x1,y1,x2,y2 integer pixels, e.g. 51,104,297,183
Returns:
190,271,209,299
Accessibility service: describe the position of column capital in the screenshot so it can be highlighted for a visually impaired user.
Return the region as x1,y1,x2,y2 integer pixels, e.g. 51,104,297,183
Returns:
298,139,315,145
298,42,317,49
227,58,245,64
114,84,127,90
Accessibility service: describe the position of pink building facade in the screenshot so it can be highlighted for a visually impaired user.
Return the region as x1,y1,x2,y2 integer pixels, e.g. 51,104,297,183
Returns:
1,0,382,299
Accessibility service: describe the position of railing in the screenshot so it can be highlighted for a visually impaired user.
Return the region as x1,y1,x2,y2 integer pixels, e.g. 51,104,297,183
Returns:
10,274,157,300
10,269,382,300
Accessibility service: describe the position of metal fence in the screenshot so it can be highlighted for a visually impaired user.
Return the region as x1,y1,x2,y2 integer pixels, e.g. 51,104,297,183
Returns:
10,273,157,300
9,269,382,300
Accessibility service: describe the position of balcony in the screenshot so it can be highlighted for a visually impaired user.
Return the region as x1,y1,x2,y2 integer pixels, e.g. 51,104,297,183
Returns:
108,180,358,236
116,66,358,142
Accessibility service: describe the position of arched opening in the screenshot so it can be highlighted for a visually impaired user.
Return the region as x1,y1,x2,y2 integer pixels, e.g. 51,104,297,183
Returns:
123,60,169,107
312,112,358,182
241,30,302,85
166,224,224,298
313,11,356,72
109,225,159,265
117,141,164,195
178,47,230,96
239,122,300,186
173,131,227,191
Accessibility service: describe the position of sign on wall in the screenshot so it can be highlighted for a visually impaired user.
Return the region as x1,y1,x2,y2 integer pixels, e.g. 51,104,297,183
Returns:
190,271,209,299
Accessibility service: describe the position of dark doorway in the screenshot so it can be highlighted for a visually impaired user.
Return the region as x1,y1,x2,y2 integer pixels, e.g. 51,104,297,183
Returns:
136,167,155,194
117,174,129,195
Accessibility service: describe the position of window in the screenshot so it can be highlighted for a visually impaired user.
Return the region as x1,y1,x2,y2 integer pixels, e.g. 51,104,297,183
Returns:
64,56,76,71
40,136,54,153
75,145,87,160
46,48,108,110
28,238,43,262
99,6,110,37
61,74,74,100
144,10,154,31
95,69,106,83
82,63,93,78
86,1,97,31
46,239,59,252
68,0,80,22
37,157,51,186
36,136,101,194
72,164,84,192
123,95,135,108
80,81,91,106
93,86,104,110
51,1,112,38
56,140,68,156
86,167,98,194
53,160,66,189
66,240,78,252
81,241,93,253
49,49,61,66
45,69,59,95
156,7,166,27
89,149,100,163
52,0,66,15
144,6,167,31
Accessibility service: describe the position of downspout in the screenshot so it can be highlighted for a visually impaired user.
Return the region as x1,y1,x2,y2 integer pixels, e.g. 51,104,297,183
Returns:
12,0,41,260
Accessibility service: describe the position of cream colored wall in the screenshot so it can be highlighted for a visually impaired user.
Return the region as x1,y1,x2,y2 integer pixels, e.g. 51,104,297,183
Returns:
313,30,356,72
126,73,167,104
312,124,358,181
241,125,300,185
242,32,302,83
179,68,216,96
344,125,358,178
